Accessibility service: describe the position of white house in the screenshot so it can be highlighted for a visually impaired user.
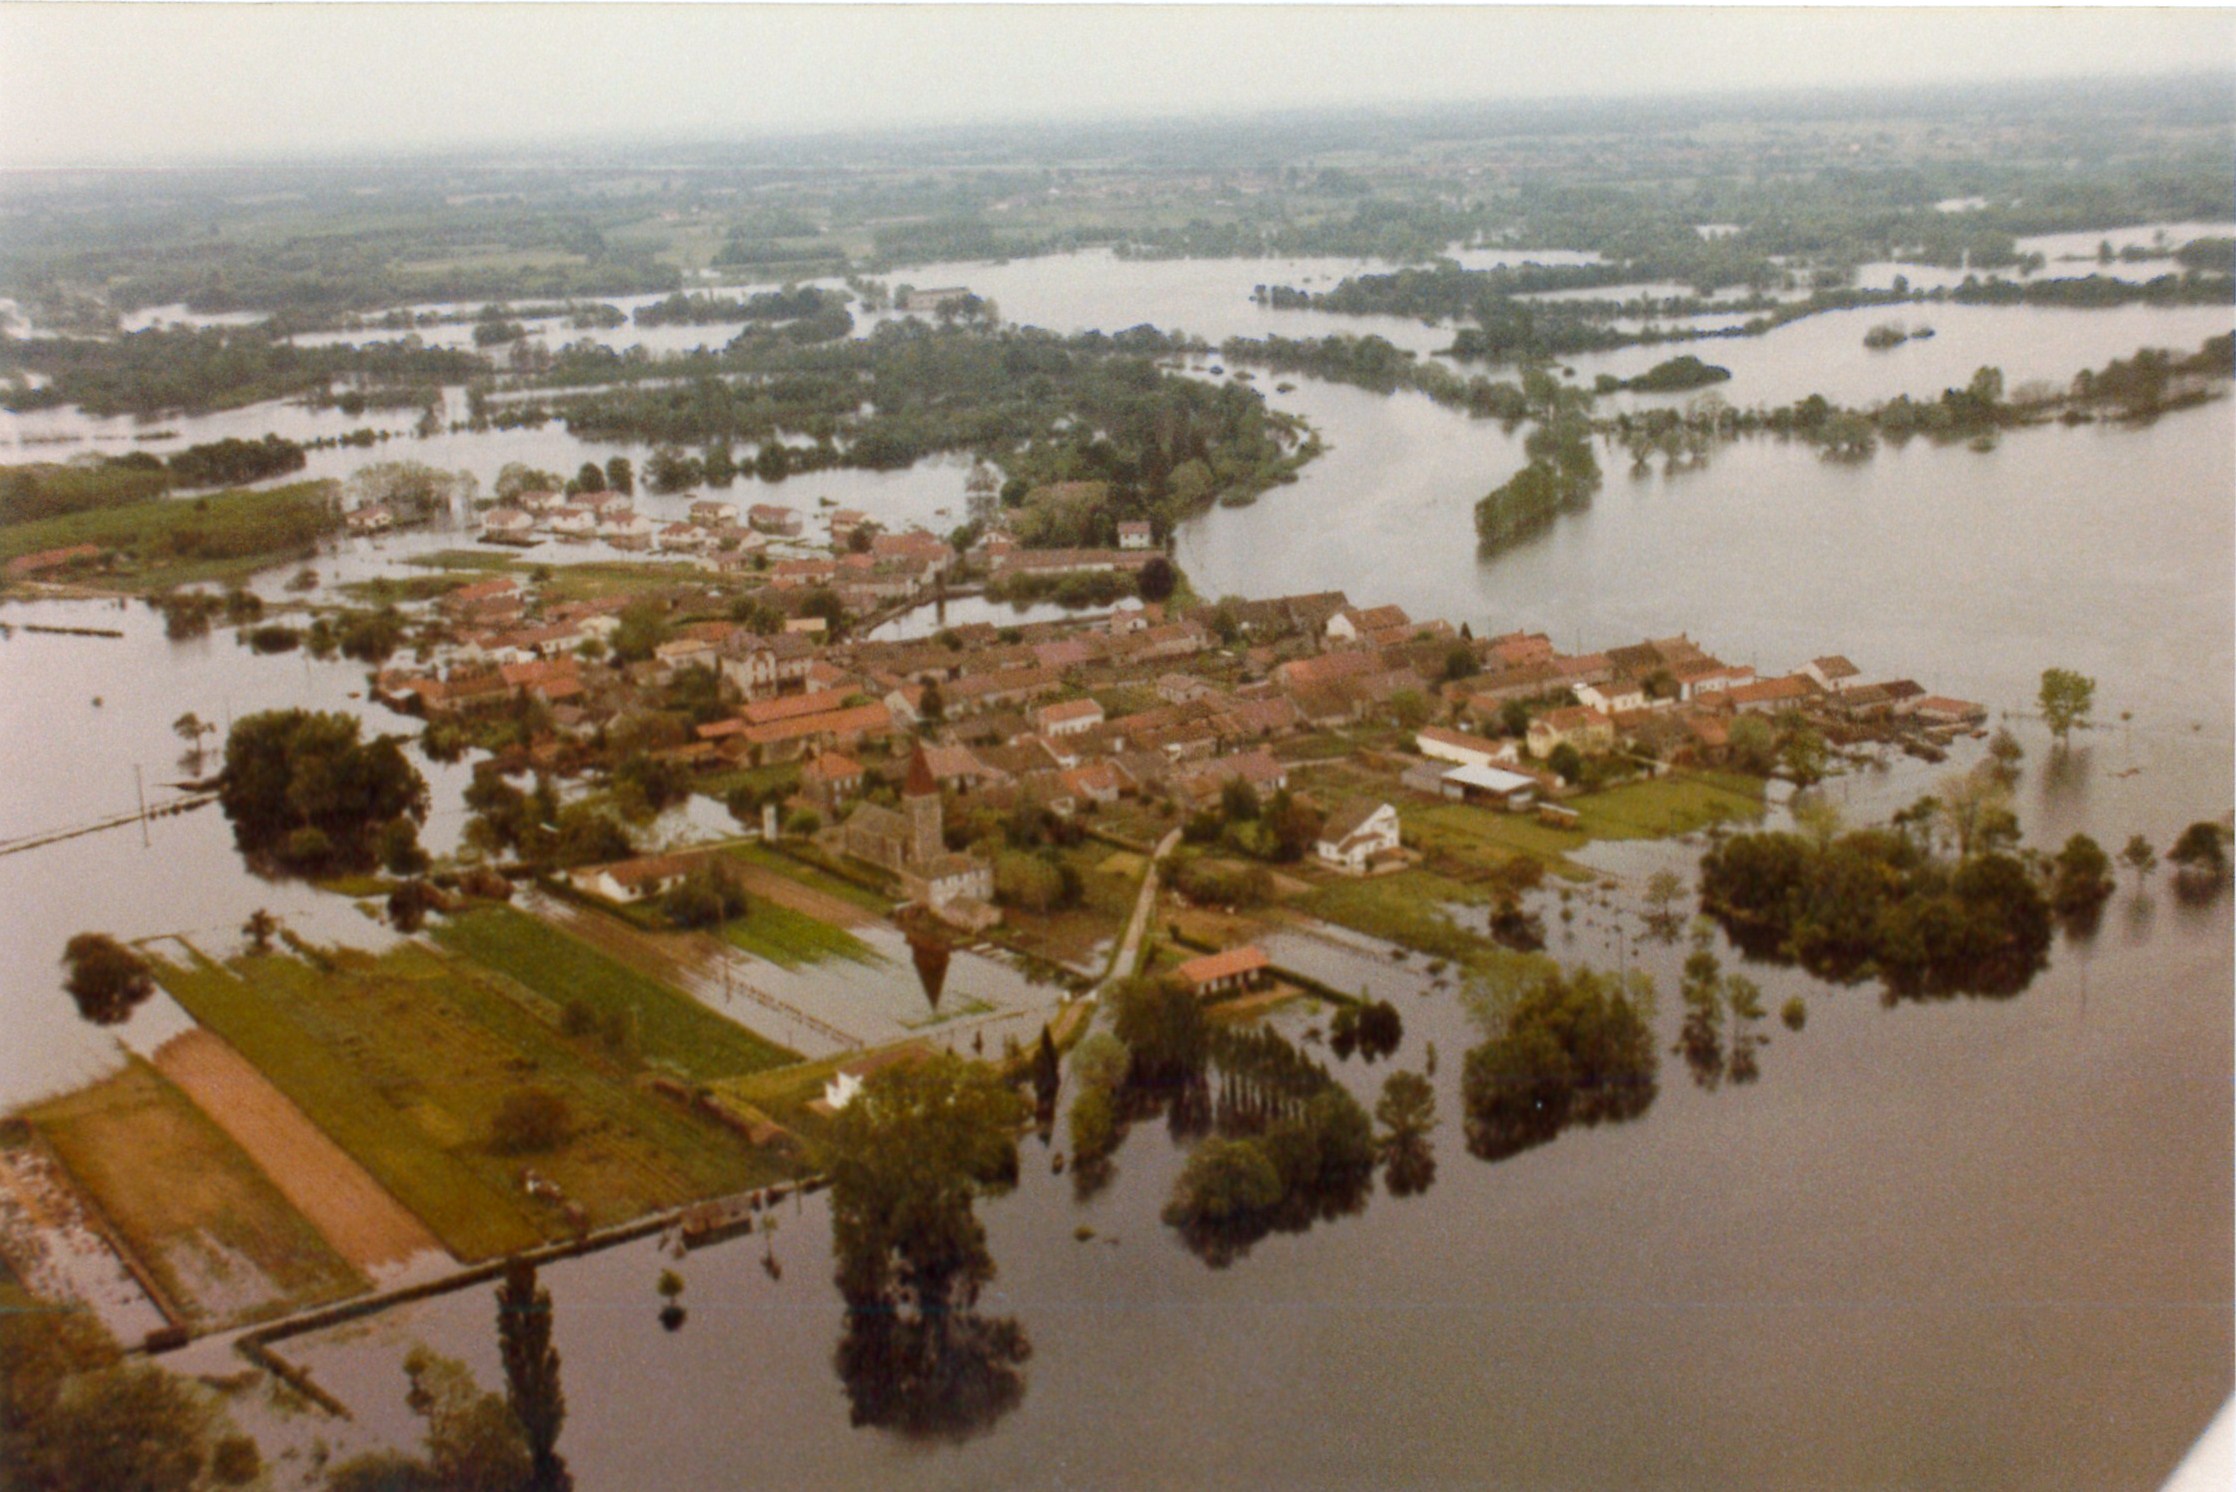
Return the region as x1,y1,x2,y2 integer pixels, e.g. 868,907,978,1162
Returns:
599,513,656,550
689,499,739,527
748,503,803,537
1803,655,1864,694
569,853,695,905
1316,801,1402,874
1117,521,1154,551
481,508,535,542
1575,677,1649,714
1325,603,1409,644
1034,698,1106,737
549,506,598,539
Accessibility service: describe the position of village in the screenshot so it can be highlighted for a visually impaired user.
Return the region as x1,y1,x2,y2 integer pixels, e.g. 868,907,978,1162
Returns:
366,469,1993,1027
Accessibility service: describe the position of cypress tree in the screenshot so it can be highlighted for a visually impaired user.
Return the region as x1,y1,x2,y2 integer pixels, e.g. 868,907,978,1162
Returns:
1032,1025,1062,1117
497,1258,571,1492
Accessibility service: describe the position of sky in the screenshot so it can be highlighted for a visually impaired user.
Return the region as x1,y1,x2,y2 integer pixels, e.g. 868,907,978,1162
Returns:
1,4,2231,168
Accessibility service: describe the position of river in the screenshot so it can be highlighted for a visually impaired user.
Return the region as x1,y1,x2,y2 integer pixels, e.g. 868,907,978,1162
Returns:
2,237,2230,1488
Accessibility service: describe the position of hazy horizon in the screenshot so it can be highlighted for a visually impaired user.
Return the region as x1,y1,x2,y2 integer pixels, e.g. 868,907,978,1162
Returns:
2,4,2232,171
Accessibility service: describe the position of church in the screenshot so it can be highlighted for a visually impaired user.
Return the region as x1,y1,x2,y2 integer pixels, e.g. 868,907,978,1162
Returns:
840,743,998,929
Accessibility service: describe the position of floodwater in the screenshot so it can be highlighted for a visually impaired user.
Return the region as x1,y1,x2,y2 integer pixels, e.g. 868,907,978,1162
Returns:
2,235,2231,1487
264,842,2231,1491
1561,301,2233,411
0,598,473,1106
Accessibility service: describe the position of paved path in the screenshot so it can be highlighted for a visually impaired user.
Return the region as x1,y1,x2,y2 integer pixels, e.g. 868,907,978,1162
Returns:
1098,828,1181,996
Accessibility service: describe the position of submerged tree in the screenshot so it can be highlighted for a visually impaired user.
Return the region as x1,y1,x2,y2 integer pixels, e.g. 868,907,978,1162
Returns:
1162,1084,1376,1267
60,932,155,1026
2037,668,2096,748
1031,1025,1061,1125
217,709,428,874
2050,834,2115,921
2169,820,2231,884
324,1349,531,1492
1374,1069,1439,1198
1107,974,1208,1087
2119,833,2159,889
820,1054,1031,1440
1,1292,218,1492
1461,965,1658,1162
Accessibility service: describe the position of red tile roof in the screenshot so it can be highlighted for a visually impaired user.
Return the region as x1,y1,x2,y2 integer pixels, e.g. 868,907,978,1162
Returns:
1175,945,1270,986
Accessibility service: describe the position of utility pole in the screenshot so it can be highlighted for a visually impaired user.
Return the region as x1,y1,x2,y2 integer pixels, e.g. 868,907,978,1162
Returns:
134,764,149,848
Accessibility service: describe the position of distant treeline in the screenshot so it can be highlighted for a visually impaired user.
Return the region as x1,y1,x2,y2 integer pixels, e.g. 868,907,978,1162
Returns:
1473,406,1601,552
1604,333,2236,470
485,321,1314,535
0,326,485,418
631,286,850,328
1,435,308,525
1253,260,2235,366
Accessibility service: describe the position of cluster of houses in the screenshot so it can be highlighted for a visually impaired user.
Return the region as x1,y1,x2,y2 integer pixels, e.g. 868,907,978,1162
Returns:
372,533,1984,938
470,490,794,555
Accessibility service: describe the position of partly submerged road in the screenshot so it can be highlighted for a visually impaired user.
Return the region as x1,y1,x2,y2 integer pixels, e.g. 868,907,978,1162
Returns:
1099,828,1182,996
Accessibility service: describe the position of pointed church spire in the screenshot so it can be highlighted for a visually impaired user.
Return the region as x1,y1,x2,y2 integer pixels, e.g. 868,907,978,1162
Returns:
905,740,938,798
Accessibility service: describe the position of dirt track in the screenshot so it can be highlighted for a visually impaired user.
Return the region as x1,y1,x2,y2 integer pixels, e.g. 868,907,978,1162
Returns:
153,1029,447,1274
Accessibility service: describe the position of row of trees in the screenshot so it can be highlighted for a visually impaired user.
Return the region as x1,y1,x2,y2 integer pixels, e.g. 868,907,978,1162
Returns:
1473,401,1602,553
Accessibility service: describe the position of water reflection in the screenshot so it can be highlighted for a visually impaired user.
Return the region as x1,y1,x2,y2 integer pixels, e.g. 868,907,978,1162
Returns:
833,1302,1031,1442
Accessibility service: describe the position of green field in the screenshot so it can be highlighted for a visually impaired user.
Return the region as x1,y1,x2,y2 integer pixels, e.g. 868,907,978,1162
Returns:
1296,867,1505,969
1407,771,1765,877
719,898,877,969
155,938,784,1258
338,573,472,604
432,904,797,1081
0,482,342,588
1569,772,1765,839
152,950,547,1261
402,548,720,602
994,839,1143,970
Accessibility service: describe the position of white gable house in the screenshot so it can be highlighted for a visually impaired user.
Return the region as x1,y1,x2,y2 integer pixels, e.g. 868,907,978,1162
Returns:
1316,801,1402,875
